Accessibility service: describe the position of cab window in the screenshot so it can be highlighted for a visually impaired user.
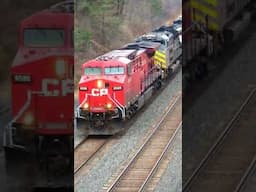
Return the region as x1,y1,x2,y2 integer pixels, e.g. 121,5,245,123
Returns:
24,29,65,47
104,66,124,75
84,67,101,75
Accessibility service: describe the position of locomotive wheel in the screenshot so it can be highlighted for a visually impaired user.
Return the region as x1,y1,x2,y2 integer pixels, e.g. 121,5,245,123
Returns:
155,79,162,90
38,137,72,174
157,80,162,88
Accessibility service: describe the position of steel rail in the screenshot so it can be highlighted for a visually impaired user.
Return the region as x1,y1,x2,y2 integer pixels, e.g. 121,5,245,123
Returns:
234,154,256,192
106,94,181,192
138,122,182,192
183,87,256,191
74,138,108,174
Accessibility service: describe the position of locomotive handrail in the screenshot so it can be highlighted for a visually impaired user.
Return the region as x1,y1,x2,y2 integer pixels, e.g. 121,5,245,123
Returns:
11,90,43,124
108,93,126,119
75,94,88,119
77,94,88,109
5,90,43,150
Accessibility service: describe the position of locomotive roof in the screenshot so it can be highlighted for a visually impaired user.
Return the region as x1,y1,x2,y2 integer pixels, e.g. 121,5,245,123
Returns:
94,49,144,65
154,26,178,36
137,32,172,42
173,15,182,24
21,1,73,28
83,41,159,67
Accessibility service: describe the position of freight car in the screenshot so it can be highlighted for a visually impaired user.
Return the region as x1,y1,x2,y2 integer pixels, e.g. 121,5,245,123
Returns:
182,0,252,90
3,1,74,163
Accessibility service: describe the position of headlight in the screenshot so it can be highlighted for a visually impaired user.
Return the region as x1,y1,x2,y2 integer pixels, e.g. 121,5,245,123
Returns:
113,86,123,91
106,103,112,109
23,112,34,125
13,74,31,83
83,103,89,110
79,86,88,91
97,80,103,88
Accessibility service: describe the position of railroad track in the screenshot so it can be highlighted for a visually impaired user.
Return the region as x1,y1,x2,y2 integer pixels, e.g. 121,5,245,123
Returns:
234,154,256,192
183,88,256,192
104,94,182,192
74,136,109,178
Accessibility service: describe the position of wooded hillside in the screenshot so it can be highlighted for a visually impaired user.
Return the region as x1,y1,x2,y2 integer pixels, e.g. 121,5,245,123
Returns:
75,0,181,82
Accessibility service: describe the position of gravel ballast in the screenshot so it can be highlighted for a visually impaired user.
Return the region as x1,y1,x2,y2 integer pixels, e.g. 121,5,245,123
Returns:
154,128,182,192
75,70,182,192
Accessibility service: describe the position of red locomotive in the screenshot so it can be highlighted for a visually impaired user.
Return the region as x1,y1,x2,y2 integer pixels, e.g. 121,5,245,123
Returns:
77,42,161,134
3,1,74,159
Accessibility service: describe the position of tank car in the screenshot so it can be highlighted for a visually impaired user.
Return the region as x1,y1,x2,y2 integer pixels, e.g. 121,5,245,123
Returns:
76,42,162,135
3,1,74,161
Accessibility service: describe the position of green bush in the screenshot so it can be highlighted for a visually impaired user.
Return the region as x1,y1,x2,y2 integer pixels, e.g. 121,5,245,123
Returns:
75,28,92,51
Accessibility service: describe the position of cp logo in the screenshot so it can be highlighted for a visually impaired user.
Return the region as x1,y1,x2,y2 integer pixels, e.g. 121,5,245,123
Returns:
91,88,108,96
42,79,73,96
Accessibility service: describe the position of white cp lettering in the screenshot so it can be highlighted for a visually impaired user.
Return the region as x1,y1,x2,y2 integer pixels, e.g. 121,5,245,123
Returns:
91,88,108,96
42,79,73,96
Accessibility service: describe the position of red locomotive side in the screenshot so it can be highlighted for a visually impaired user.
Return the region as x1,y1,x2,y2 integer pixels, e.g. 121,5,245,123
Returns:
4,2,74,152
77,42,161,129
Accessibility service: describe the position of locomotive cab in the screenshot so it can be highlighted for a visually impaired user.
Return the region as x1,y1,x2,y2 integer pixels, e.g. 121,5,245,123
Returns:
78,60,127,127
4,3,74,158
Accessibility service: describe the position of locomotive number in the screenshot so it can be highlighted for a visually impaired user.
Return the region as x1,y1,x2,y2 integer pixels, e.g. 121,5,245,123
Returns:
42,79,73,96
91,88,108,96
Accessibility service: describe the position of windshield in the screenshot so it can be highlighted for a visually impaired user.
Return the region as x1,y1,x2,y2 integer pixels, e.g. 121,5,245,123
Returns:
23,29,65,47
104,67,124,75
84,67,101,75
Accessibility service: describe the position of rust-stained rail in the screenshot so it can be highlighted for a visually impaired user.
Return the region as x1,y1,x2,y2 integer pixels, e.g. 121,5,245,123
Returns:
105,94,182,192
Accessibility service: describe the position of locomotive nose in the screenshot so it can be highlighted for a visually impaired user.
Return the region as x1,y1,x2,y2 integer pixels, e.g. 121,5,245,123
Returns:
78,76,124,122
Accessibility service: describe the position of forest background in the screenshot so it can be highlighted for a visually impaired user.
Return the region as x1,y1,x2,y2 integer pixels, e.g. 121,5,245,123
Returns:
75,0,181,84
